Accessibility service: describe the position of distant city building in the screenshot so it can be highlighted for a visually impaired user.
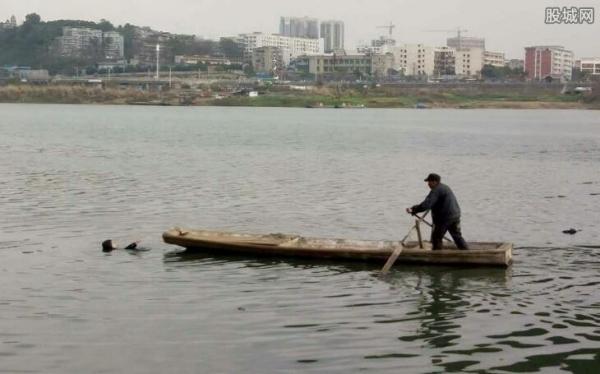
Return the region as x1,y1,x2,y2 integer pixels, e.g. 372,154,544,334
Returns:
54,27,125,61
130,27,173,66
238,32,323,66
320,20,344,53
17,68,50,82
175,55,239,65
251,46,283,75
447,36,485,50
389,44,435,76
524,45,573,81
578,57,600,76
483,51,505,67
455,48,485,78
506,59,524,70
370,53,395,78
357,36,397,55
102,31,124,60
434,47,456,77
279,17,319,39
55,27,103,57
97,60,126,71
0,15,17,29
295,51,393,79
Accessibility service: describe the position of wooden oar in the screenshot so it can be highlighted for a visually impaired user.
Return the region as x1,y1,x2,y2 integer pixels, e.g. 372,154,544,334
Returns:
381,211,429,274
412,214,453,243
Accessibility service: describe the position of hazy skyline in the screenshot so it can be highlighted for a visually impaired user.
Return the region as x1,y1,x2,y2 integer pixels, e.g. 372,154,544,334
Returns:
3,0,600,59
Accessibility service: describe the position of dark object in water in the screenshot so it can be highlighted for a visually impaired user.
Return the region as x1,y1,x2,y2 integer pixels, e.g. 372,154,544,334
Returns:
124,242,138,250
102,240,139,252
562,228,579,235
102,239,116,252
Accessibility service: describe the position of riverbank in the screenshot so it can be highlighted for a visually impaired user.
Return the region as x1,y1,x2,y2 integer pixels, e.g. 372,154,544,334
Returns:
0,84,598,109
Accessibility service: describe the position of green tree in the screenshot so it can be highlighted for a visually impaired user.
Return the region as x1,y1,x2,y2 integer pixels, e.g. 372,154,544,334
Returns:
219,37,243,58
25,13,41,25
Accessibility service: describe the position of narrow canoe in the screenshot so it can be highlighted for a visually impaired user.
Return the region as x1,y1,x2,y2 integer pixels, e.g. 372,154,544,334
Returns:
163,228,513,267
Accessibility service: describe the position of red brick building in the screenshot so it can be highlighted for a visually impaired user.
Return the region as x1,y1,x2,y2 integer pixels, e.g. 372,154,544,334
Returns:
525,46,574,82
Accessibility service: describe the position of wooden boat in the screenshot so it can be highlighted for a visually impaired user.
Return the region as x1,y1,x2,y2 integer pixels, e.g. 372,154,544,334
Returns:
163,228,513,267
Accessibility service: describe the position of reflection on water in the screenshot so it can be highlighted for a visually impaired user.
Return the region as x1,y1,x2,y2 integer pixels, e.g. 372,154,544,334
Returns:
1,104,599,373
162,247,600,372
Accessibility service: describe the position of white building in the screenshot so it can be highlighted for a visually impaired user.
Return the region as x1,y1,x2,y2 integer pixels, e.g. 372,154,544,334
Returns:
103,31,124,60
484,51,505,67
357,37,396,55
579,57,600,76
56,27,103,57
389,44,435,77
238,32,324,66
0,15,17,29
320,20,344,53
455,48,484,78
296,52,393,78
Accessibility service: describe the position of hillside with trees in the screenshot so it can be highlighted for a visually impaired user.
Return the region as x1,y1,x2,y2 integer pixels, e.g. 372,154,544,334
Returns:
0,13,242,75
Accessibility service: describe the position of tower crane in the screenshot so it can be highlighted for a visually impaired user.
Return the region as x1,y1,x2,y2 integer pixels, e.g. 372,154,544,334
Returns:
424,27,469,49
377,22,396,38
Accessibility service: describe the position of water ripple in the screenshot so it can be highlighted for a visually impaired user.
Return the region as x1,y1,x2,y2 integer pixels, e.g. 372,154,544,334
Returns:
1,105,600,373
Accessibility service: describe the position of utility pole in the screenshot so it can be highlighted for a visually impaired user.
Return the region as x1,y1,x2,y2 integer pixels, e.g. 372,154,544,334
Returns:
155,44,160,80
169,66,172,88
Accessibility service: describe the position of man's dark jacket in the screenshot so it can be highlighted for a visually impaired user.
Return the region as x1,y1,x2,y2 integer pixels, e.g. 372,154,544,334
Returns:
411,183,461,224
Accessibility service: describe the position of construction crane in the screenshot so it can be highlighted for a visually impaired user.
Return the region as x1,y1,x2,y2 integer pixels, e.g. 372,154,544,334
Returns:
377,22,396,38
424,27,469,49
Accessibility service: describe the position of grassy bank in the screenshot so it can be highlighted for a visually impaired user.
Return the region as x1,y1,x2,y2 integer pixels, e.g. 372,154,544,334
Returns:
0,84,598,109
209,91,594,109
0,85,163,105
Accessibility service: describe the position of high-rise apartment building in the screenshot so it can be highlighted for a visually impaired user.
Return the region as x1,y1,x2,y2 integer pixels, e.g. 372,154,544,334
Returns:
279,17,319,39
320,20,344,53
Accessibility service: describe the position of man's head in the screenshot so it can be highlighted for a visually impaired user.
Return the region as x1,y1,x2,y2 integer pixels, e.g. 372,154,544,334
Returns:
102,239,116,252
424,173,441,189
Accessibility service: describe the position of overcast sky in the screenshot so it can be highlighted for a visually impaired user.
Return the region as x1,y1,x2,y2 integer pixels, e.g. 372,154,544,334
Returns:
3,0,599,59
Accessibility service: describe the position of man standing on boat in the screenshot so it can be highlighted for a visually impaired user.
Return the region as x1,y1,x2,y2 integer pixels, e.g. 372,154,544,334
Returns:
406,173,469,250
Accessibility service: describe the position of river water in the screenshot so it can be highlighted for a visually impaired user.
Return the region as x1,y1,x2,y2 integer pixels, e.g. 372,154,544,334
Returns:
1,104,599,373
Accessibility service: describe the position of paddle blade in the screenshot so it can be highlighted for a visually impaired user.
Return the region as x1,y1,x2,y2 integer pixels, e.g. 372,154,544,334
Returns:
381,246,403,274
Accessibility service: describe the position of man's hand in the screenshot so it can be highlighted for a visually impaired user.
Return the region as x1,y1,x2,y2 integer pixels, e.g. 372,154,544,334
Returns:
406,207,413,214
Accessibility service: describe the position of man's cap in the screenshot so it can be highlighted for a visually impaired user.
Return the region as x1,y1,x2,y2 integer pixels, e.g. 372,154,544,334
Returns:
424,173,441,182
